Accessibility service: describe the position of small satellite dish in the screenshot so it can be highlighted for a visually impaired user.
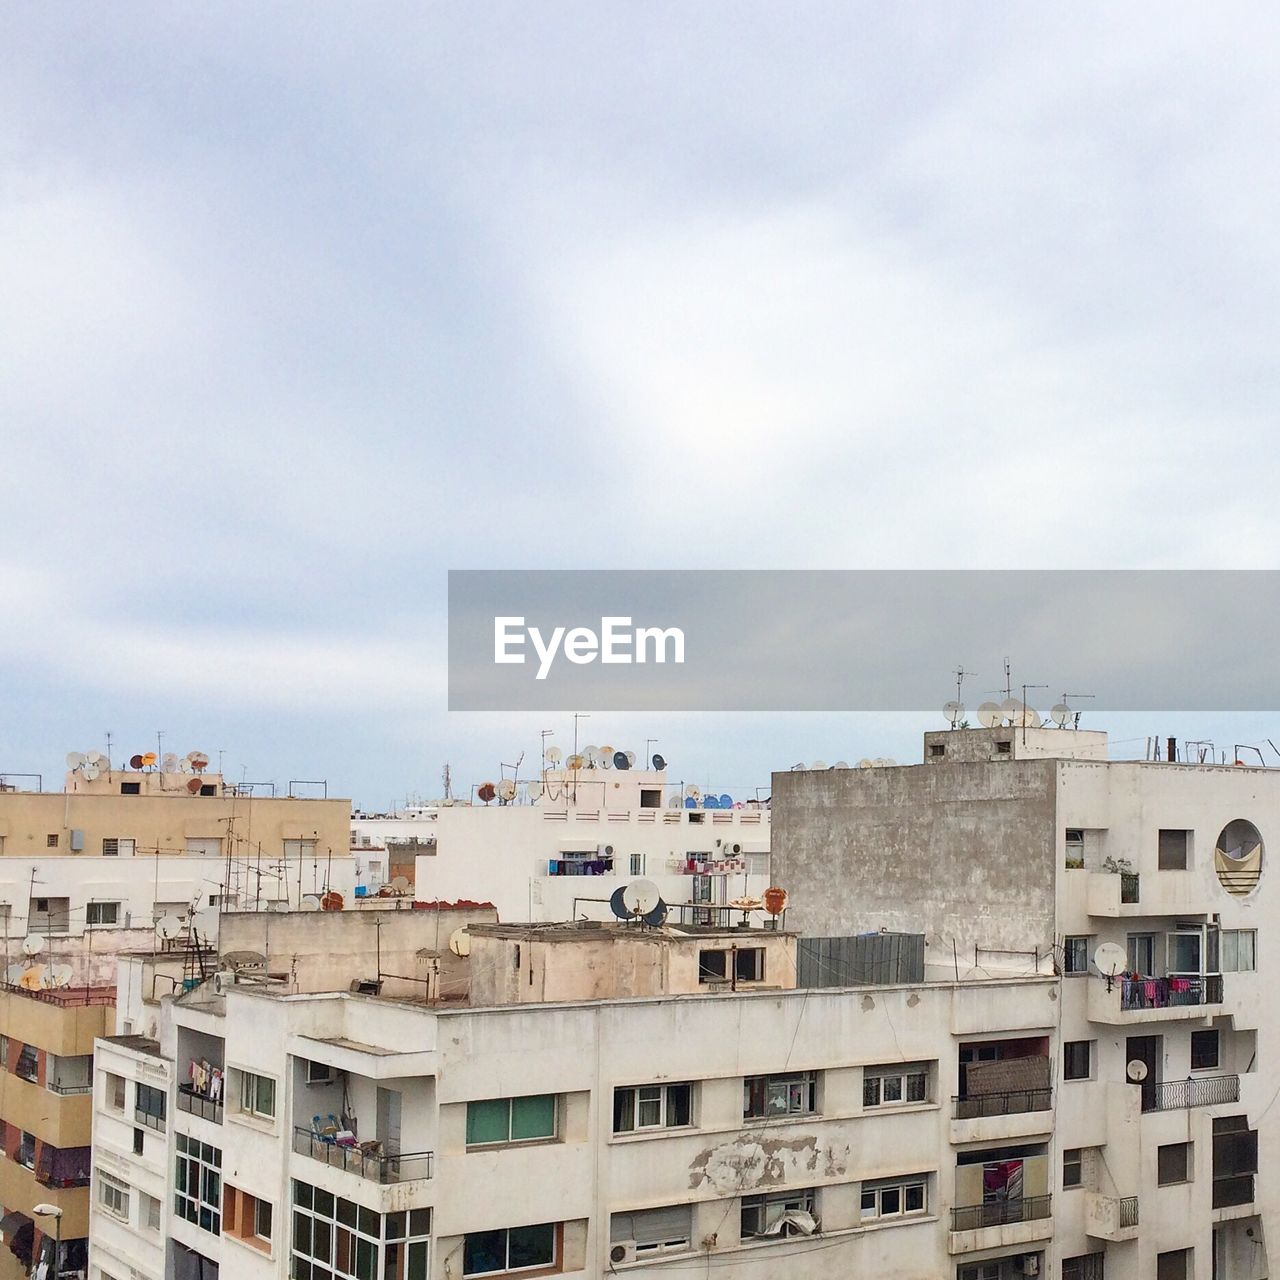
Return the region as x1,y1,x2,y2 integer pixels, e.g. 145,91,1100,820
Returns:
497,779,517,802
614,751,630,770
599,744,615,761
300,894,322,912
155,915,183,940
599,753,612,771
651,753,666,771
943,700,965,726
21,935,46,957
1093,942,1127,976
566,754,584,770
81,762,100,781
641,899,668,927
187,777,202,794
621,878,661,916
858,758,874,768
684,796,698,809
477,782,497,804
810,760,827,771
141,752,158,767
162,752,180,771
19,966,44,991
729,897,763,911
5,963,27,985
187,752,210,771
582,746,599,767
448,928,472,957
685,784,700,799
833,761,850,769
391,875,411,894
546,746,563,764
703,795,720,809
668,796,682,809
526,778,543,800
178,758,195,775
1127,1059,1149,1083
624,750,636,767
608,885,630,919
763,886,789,914
46,964,73,989
999,698,1023,725
977,702,1002,729
1050,703,1071,727
719,793,733,807
129,753,144,769
65,751,86,769
321,891,344,911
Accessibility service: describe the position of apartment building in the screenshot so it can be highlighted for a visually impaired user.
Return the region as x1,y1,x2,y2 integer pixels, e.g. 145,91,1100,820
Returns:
775,725,1273,1280
352,764,771,921
89,913,1058,1280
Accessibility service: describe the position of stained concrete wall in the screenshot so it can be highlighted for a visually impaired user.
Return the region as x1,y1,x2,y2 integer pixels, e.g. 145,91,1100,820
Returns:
771,760,1059,959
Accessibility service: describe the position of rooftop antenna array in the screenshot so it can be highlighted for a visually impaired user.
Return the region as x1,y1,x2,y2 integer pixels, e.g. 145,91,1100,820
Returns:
66,750,110,781
610,878,668,927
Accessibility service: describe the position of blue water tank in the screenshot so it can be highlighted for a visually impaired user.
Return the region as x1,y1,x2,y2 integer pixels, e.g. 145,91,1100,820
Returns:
354,885,368,898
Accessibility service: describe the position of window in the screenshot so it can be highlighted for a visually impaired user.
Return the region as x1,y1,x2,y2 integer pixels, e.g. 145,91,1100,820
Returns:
46,833,59,847
291,1179,430,1280
1063,1148,1083,1189
860,1176,926,1221
610,1205,692,1255
1063,936,1090,974
1158,1141,1192,1185
863,1064,928,1108
698,950,727,982
87,901,120,926
120,781,141,794
15,1043,39,1082
1064,1041,1092,1081
613,1083,692,1133
136,1082,167,1130
466,1095,557,1146
134,1127,144,1154
174,1133,222,1234
185,837,222,856
1065,828,1085,867
463,1223,556,1275
1062,1255,1105,1280
995,740,1011,755
1212,1115,1257,1208
101,837,136,857
239,1071,276,1119
1191,1029,1219,1070
629,853,645,876
1221,929,1257,972
48,1052,93,1094
255,1197,273,1241
1157,1248,1190,1280
741,1187,816,1238
142,1192,162,1231
744,1070,817,1119
929,743,946,757
1159,829,1191,870
99,1171,130,1219
1127,933,1156,975
17,1130,35,1168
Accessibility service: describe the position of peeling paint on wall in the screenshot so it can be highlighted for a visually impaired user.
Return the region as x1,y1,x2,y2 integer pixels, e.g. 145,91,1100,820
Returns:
689,1134,850,1192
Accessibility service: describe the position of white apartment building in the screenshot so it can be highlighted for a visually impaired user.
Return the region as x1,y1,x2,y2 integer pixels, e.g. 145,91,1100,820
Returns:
89,916,1059,1280
351,765,771,923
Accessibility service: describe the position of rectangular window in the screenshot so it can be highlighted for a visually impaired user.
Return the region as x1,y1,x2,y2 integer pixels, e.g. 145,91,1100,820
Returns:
87,901,121,926
99,1171,130,1219
46,833,59,848
610,1205,693,1255
15,1043,39,1082
174,1133,222,1235
1158,829,1191,871
1221,929,1257,972
1191,1029,1220,1070
1062,1256,1105,1280
239,1071,276,1119
743,1070,818,1119
860,1176,927,1222
741,1187,817,1238
1157,1248,1190,1280
120,781,141,795
1063,936,1090,974
1127,933,1156,975
143,1192,162,1231
629,853,645,876
612,1083,692,1133
1158,1142,1192,1185
863,1064,929,1108
465,1095,557,1146
1065,828,1085,867
106,1072,126,1111
136,1082,167,1130
1063,1148,1083,1189
17,1130,35,1168
1064,1041,1092,1081
698,950,728,982
255,1197,273,1241
463,1223,556,1275
735,948,765,982
291,1179,430,1278
102,837,136,857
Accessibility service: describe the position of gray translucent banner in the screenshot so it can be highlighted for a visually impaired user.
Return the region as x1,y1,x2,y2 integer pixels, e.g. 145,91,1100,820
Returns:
448,570,1280,711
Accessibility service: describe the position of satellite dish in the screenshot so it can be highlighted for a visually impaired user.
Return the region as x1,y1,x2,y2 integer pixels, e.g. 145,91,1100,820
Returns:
18,966,44,991
977,702,1002,729
178,758,195,775
129,753,144,769
141,752,158,767
810,760,827,771
187,777,202,794
1050,703,1071,727
719,794,733,807
526,778,543,800
582,746,599,767
448,928,472,957
608,885,630,919
1127,1059,1149,1083
477,782,497,804
599,744,615,761
641,899,668,927
545,746,563,764
155,915,183,940
21,935,46,957
497,779,517,802
763,886,789,915
613,751,630,770
685,784,700,799
651,753,666,771
703,795,720,809
621,878,661,916
668,796,682,809
943,700,965,727
624,751,636,767
566,754,584,770
391,875,411,894
65,752,86,769
45,964,73,990
858,758,874,768
81,762,100,781
300,894,322,912
321,891,344,911
599,753,613,771
833,761,850,769
162,753,180,771
1093,942,1127,976
5,963,27,985
729,897,763,911
684,797,698,809
187,752,210,772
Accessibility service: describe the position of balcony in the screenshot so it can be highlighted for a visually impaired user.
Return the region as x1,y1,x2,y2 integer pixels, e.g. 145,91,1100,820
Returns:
953,1088,1052,1120
292,1125,433,1184
951,1088,1054,1143
1213,1174,1255,1210
35,1143,91,1190
1089,974,1223,1024
951,1195,1052,1233
1143,1075,1240,1113
1085,1194,1139,1241
177,1084,224,1124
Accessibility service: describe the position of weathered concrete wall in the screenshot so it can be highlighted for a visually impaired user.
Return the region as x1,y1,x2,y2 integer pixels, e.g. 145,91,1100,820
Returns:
771,760,1059,958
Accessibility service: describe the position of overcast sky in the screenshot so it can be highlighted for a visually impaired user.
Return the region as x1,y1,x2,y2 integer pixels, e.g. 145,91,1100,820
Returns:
3,5,1279,807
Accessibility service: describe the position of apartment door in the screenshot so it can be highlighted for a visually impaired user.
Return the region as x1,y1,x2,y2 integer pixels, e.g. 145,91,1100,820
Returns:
1127,1035,1162,1112
1127,933,1155,976
376,1087,402,1157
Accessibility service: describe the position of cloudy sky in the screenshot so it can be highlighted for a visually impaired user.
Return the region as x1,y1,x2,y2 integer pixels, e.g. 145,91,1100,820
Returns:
3,5,1279,806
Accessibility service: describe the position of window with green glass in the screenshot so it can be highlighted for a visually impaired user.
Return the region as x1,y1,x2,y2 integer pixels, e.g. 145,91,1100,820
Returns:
466,1095,557,1146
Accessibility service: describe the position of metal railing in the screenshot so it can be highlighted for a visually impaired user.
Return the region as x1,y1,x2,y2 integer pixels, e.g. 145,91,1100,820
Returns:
1120,873,1140,903
45,1081,94,1096
1119,974,1223,1010
177,1084,224,1123
1066,1253,1105,1280
292,1126,433,1184
951,1194,1052,1232
953,1088,1052,1119
1118,1196,1139,1228
1212,1174,1254,1209
1144,1074,1240,1112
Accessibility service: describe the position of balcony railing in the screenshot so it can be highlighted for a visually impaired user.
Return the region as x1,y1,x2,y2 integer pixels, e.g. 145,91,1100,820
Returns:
951,1194,1052,1232
953,1088,1052,1120
45,1081,94,1096
1120,873,1140,903
36,1144,92,1189
1120,974,1223,1010
1213,1175,1254,1209
1144,1074,1240,1113
292,1126,433,1184
1118,1196,1139,1229
1067,1253,1105,1280
177,1084,224,1123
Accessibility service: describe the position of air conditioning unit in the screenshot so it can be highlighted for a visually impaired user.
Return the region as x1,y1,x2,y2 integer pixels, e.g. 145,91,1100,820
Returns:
609,1241,637,1265
1021,1255,1041,1276
213,970,236,996
599,844,615,857
305,1060,335,1085
718,839,743,856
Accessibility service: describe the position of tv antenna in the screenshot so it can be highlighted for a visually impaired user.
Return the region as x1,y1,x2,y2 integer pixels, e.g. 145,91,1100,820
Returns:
1020,683,1047,744
1060,692,1094,729
953,665,973,704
